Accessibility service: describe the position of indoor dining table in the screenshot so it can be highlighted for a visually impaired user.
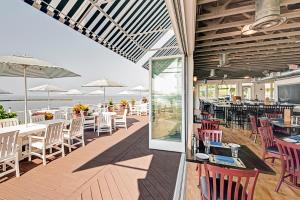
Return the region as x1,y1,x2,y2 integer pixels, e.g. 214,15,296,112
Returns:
186,142,275,175
270,119,300,135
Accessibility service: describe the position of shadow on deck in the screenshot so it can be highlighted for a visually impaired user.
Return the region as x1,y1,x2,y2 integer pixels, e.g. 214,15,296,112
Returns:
0,116,181,200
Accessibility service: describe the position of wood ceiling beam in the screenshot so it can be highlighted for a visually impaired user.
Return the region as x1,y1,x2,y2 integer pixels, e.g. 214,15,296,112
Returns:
196,50,300,62
196,10,300,33
197,0,218,5
196,22,300,41
194,44,300,57
195,38,297,53
197,5,254,21
196,30,300,48
197,0,300,21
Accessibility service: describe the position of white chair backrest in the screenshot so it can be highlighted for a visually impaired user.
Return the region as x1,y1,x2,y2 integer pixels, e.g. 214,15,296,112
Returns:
16,111,25,124
140,103,148,111
69,117,83,137
44,122,64,146
54,110,67,120
100,113,112,126
30,115,45,123
0,118,19,128
0,130,19,160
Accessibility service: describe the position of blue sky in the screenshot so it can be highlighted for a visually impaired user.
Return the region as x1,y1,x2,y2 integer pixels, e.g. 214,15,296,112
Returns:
0,0,151,95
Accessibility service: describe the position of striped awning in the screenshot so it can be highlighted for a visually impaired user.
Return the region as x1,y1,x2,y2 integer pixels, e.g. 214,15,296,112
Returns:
23,0,173,63
142,35,181,69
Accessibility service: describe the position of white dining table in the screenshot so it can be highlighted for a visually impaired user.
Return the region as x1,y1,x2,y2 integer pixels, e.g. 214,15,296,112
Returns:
0,119,68,160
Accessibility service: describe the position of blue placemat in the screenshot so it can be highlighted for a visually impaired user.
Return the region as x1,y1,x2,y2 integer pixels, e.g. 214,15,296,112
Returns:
214,155,235,164
289,135,300,142
210,141,223,147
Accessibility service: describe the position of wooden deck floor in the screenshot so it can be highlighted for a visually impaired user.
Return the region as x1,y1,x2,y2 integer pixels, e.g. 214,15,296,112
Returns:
0,116,181,200
185,125,300,200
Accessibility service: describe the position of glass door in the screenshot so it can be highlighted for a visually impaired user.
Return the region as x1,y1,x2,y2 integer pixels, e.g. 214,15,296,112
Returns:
149,56,185,152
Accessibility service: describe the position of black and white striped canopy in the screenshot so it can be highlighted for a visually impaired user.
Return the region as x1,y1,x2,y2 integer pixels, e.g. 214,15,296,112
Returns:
23,0,173,63
142,35,181,69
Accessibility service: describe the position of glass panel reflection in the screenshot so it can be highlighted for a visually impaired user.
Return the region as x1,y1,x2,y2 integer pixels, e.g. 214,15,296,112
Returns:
151,57,183,142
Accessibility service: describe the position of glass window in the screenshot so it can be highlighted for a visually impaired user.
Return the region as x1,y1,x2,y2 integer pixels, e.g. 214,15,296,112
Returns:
151,57,183,142
265,83,274,99
218,84,237,97
199,84,206,98
207,84,216,98
242,86,251,100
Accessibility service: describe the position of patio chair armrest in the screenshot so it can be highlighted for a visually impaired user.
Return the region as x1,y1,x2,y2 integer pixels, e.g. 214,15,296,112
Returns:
28,135,45,141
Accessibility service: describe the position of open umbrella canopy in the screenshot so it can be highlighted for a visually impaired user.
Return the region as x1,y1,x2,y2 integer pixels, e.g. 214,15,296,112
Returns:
82,79,125,102
131,85,148,91
29,84,66,92
29,84,66,109
88,90,104,95
64,89,82,95
82,79,125,87
0,55,80,78
0,55,80,123
119,90,134,95
0,89,12,94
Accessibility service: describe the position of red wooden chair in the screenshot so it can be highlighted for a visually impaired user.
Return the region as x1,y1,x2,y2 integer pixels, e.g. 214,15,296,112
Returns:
258,126,280,163
259,118,270,127
265,113,282,119
200,164,259,200
275,138,300,192
198,120,220,136
249,115,259,143
201,112,214,120
198,129,223,142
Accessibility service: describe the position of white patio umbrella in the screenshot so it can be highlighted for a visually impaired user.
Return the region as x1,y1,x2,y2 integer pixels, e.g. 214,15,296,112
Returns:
118,90,134,95
0,89,12,94
0,55,80,123
82,79,125,102
87,90,104,95
64,89,82,95
131,85,148,96
29,84,66,109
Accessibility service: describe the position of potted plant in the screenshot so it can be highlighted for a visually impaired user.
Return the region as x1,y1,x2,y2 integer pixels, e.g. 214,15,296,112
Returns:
142,96,148,104
108,98,114,112
72,104,89,116
130,98,136,106
0,105,17,119
32,112,54,120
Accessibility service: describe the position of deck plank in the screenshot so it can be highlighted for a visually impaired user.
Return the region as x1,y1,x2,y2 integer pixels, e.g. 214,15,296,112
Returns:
0,116,180,200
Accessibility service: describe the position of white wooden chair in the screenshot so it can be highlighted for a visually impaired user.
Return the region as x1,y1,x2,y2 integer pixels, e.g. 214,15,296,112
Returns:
30,115,45,123
129,104,137,115
96,113,113,136
0,130,20,178
80,111,96,131
0,118,19,128
138,103,148,116
54,110,67,120
114,109,128,130
63,117,85,152
28,122,65,165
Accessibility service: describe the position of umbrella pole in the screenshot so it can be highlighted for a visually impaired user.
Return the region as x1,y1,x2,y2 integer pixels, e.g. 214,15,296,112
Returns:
24,67,28,124
103,87,106,103
47,90,50,109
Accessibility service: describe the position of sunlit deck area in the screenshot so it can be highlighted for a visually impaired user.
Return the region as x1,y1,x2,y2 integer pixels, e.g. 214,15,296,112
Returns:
0,116,180,200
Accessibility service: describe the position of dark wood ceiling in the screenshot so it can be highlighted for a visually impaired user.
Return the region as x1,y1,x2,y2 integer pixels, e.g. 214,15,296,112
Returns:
194,0,300,80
